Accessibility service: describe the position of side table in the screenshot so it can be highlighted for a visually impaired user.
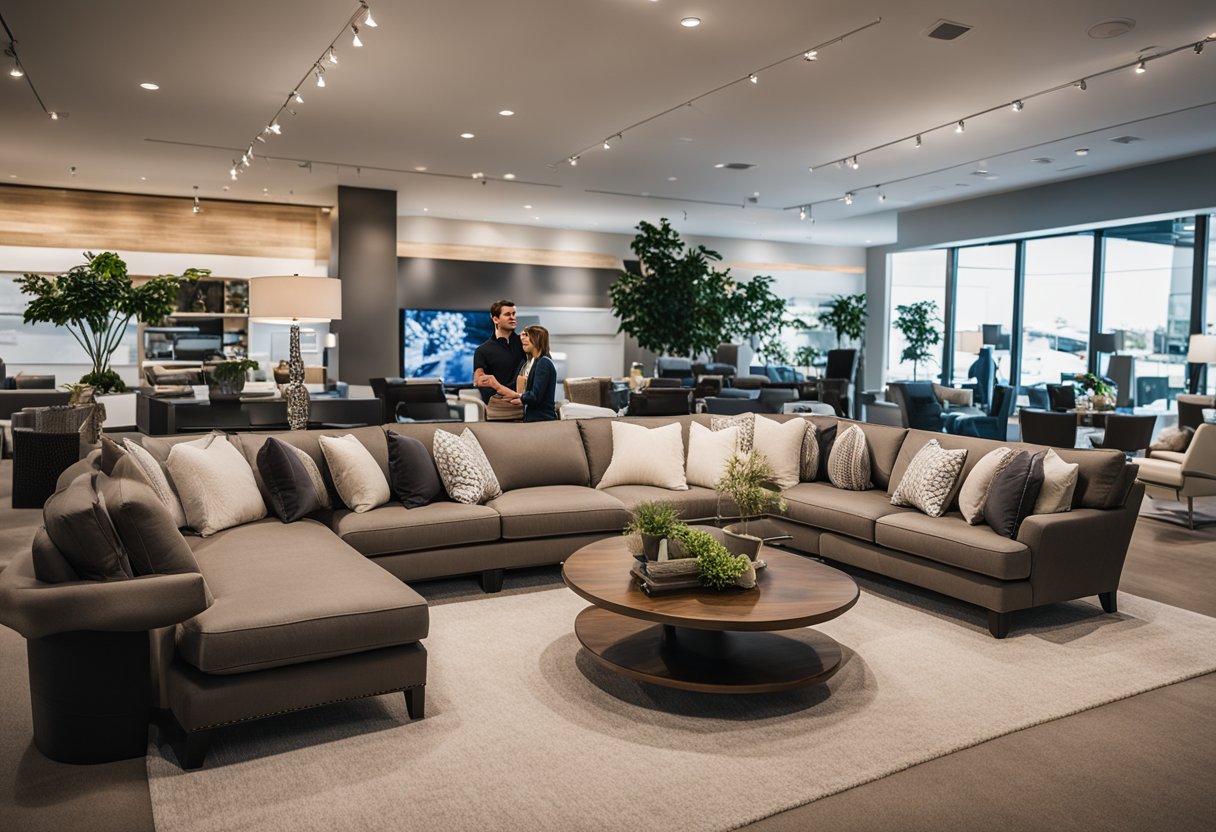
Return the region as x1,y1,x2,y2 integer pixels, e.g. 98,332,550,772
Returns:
12,429,83,509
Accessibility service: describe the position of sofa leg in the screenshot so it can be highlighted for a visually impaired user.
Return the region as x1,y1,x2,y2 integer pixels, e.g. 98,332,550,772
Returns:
1099,591,1118,614
172,730,211,770
479,569,504,594
404,686,425,720
987,610,1011,639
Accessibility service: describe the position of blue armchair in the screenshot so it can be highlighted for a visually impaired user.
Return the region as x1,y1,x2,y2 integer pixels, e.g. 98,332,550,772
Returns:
886,381,947,432
948,384,1016,440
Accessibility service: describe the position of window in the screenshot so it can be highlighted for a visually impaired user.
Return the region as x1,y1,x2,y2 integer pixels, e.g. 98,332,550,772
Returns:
887,250,946,381
1020,235,1093,387
953,244,1015,387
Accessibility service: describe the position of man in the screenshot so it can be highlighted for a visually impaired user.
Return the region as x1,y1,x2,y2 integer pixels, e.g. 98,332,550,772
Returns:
472,300,526,404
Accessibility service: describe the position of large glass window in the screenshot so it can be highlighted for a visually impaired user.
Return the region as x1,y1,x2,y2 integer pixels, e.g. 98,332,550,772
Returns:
1205,215,1216,395
1102,220,1193,407
887,250,946,381
953,244,1015,387
1020,235,1093,387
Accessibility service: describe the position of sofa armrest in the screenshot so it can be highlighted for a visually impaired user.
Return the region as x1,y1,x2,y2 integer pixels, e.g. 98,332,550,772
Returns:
1016,482,1144,606
0,548,210,640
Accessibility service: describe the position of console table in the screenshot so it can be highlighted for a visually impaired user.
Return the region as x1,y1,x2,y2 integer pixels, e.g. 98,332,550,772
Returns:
137,395,382,435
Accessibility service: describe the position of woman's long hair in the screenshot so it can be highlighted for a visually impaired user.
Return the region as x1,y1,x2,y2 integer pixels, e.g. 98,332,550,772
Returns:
523,325,551,358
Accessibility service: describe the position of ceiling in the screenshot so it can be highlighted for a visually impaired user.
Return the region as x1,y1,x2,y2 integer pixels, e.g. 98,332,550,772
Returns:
2,0,1214,247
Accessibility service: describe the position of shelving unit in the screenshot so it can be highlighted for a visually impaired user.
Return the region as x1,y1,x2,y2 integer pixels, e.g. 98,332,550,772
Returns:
136,276,250,377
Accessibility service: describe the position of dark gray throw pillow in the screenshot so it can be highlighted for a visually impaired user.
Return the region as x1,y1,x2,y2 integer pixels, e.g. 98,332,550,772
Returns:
257,437,322,522
815,423,839,482
985,450,1047,539
99,435,127,475
386,431,444,508
42,471,133,581
100,455,203,576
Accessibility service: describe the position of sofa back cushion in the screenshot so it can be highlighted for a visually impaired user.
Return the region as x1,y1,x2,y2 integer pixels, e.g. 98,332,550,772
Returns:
580,415,697,487
236,426,388,510
833,419,906,491
43,471,132,581
257,437,326,521
100,454,204,576
468,420,591,490
31,526,81,583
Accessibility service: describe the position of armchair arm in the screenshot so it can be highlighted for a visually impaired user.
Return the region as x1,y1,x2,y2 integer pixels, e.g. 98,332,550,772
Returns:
0,548,211,640
1181,424,1216,479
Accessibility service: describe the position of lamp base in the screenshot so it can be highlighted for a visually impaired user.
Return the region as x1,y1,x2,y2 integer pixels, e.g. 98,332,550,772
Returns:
286,321,310,430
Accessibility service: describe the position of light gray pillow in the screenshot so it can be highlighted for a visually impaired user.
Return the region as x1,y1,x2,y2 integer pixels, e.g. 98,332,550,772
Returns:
799,420,820,482
1150,426,1193,453
827,424,872,491
318,434,390,513
958,447,1016,525
710,413,755,453
122,433,218,527
433,428,503,504
890,440,968,517
165,435,267,536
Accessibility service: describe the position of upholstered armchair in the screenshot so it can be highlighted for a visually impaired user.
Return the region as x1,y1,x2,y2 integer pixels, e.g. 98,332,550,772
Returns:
1136,423,1216,528
885,382,946,431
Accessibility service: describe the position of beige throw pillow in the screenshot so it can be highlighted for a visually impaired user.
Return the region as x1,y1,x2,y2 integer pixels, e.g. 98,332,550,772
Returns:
597,421,688,491
889,440,968,517
318,434,391,513
799,419,820,482
710,413,755,453
123,434,216,528
827,424,872,491
165,436,268,536
432,429,504,505
933,384,974,407
752,416,806,490
1033,449,1079,514
686,422,739,489
958,447,1016,525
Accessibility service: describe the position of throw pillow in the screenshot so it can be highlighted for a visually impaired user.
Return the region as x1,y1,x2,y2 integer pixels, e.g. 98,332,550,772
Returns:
958,447,1017,525
100,455,203,576
799,419,820,482
31,527,80,584
318,434,392,513
710,413,755,453
288,444,333,509
1150,426,1193,453
933,384,974,407
985,450,1047,539
815,423,838,481
433,428,504,504
386,431,445,508
827,424,872,491
99,435,127,475
596,421,688,491
165,435,268,536
42,471,132,581
889,440,968,517
752,416,807,490
1033,449,1079,515
257,437,324,522
122,434,217,528
686,421,740,489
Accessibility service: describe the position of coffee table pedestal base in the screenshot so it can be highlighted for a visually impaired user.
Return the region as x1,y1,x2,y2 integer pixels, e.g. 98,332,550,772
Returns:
574,606,842,694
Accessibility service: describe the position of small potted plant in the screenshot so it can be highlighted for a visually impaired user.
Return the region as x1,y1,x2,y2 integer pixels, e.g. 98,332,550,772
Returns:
673,526,755,590
624,501,684,561
1073,373,1114,410
716,452,787,561
206,359,259,400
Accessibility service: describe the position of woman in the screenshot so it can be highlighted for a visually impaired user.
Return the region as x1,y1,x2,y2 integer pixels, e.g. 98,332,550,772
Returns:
511,325,558,422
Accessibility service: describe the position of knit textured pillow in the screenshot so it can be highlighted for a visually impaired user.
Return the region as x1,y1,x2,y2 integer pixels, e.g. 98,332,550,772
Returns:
799,420,820,481
433,429,503,505
827,424,871,491
710,413,755,453
889,440,968,517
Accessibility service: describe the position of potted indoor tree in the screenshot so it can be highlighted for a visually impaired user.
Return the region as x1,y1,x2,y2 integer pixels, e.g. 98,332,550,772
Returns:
716,452,787,561
624,500,685,561
16,251,209,394
206,359,260,400
893,299,942,381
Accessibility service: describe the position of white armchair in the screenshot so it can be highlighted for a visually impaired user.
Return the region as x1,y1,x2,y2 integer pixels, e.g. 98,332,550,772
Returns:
1135,423,1216,528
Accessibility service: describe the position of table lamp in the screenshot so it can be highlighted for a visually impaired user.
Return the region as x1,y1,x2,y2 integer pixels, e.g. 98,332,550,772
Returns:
250,276,342,429
1186,334,1216,394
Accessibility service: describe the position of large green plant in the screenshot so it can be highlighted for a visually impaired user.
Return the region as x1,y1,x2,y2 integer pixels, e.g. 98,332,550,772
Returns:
819,293,867,347
609,219,789,359
16,251,210,393
716,452,786,536
894,300,942,381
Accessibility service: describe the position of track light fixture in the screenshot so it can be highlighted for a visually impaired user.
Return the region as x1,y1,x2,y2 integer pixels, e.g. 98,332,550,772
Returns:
803,50,818,61
955,120,965,133
316,66,326,87
843,192,854,206
569,156,579,167
7,48,22,77
848,156,860,170
268,121,281,134
293,90,303,103
603,139,611,150
799,206,807,220
49,111,58,120
192,186,202,214
1135,60,1146,73
1011,99,1023,112
914,134,922,148
1076,78,1087,91
1196,41,1204,54
328,47,339,64
807,166,813,174
749,73,758,84
878,189,887,203
362,3,378,27
351,25,362,47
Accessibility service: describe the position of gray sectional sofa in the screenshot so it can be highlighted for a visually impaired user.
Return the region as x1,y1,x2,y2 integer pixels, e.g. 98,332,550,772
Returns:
0,413,1143,768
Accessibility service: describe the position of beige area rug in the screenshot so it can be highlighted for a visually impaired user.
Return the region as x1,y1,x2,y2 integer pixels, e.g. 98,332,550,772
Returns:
146,583,1216,832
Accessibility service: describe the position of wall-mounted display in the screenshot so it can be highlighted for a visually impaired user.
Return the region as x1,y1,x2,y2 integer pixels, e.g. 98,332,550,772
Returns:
401,309,493,385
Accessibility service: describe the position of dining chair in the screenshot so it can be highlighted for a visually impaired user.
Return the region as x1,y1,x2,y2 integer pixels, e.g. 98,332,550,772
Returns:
1089,414,1158,455
1017,408,1078,448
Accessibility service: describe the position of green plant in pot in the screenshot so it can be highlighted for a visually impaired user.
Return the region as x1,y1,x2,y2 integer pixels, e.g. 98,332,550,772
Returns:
893,299,942,381
206,359,259,400
716,452,787,561
624,501,685,561
672,526,754,590
16,252,210,394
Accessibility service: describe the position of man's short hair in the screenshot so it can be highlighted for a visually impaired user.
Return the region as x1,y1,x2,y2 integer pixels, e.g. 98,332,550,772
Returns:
490,300,516,319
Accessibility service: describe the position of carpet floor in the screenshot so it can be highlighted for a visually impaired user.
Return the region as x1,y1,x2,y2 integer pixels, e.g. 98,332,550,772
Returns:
146,581,1216,832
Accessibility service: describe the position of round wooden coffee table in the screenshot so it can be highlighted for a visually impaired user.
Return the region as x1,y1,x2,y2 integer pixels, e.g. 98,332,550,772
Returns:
562,537,859,694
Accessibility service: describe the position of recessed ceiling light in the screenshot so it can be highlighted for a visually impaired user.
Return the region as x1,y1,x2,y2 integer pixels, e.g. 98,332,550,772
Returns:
713,163,725,168
460,132,475,139
414,166,428,171
140,176,147,180
1075,147,1090,156
680,17,701,28
523,204,532,209
498,110,514,116
667,176,677,181
423,208,429,212
139,82,159,90
503,173,516,180
8,174,15,179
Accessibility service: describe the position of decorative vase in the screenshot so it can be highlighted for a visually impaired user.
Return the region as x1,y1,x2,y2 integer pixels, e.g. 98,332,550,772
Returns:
640,533,665,561
273,360,291,384
207,377,246,401
723,523,763,561
1092,394,1112,411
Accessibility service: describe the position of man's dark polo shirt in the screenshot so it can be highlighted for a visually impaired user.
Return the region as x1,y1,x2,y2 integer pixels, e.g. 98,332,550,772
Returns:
472,332,525,402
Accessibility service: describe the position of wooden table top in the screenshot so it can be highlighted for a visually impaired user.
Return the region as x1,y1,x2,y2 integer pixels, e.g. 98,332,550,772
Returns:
562,536,859,632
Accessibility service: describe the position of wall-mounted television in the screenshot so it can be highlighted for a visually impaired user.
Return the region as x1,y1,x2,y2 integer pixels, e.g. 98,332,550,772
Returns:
401,309,494,385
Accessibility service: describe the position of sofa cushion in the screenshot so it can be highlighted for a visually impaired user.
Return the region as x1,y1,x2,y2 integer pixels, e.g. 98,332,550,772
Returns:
386,431,444,508
179,519,428,675
1034,449,1079,515
166,435,268,537
985,450,1046,539
319,433,391,513
468,420,591,490
1150,426,1193,453
710,412,755,453
487,486,630,539
1147,450,1186,465
236,427,389,509
686,421,740,489
43,472,132,581
599,485,725,521
578,416,696,487
123,434,216,527
1134,456,1184,488
257,437,324,522
780,481,910,541
837,420,907,491
31,526,80,584
958,447,1017,525
753,416,806,490
799,420,820,482
433,428,502,505
827,424,872,491
99,435,127,475
330,502,501,556
100,455,202,577
875,512,1031,580
889,439,967,517
597,421,688,490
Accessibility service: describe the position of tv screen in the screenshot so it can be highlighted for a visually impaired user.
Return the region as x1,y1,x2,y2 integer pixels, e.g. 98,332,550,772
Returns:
401,309,494,385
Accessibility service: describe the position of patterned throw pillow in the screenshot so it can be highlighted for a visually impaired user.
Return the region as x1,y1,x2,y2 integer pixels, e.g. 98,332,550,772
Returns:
710,413,755,453
433,429,503,505
1149,426,1193,453
799,420,819,481
827,424,871,491
889,440,968,517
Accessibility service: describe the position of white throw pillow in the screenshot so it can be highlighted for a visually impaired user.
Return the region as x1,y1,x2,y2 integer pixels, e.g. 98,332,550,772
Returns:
752,416,806,491
958,447,1016,525
318,434,391,513
1033,449,1079,514
827,424,872,491
889,440,968,517
686,422,740,489
165,436,267,536
123,434,215,528
433,429,503,505
710,413,755,453
597,421,688,491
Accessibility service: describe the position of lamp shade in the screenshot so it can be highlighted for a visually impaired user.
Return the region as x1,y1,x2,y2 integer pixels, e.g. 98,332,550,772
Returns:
956,331,984,354
1187,334,1216,364
249,276,342,323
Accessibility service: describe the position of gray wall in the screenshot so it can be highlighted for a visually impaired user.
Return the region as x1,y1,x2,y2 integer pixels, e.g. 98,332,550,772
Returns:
396,258,617,310
333,186,399,384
